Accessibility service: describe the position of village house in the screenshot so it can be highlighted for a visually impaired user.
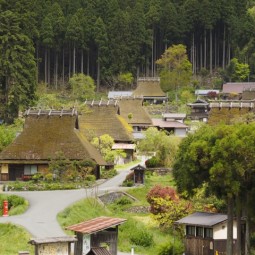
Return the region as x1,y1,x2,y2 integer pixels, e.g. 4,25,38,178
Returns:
208,100,254,125
221,82,255,99
187,99,209,122
175,212,245,255
118,97,153,139
0,109,106,181
80,100,135,164
132,77,168,104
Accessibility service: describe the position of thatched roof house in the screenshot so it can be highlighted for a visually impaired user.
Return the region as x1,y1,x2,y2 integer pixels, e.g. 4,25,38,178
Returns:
118,98,152,131
132,77,167,104
80,100,133,143
0,109,106,181
208,100,254,125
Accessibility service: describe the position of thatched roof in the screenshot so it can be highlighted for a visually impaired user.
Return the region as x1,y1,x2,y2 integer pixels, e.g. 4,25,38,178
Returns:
118,98,152,126
0,112,106,165
132,78,166,98
79,103,133,142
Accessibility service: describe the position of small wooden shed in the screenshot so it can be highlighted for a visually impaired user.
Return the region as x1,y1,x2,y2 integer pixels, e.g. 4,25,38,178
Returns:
131,164,146,184
66,216,126,255
29,236,77,255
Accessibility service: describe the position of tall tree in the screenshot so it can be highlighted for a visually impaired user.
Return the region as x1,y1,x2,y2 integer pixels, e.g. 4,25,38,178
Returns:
0,10,36,122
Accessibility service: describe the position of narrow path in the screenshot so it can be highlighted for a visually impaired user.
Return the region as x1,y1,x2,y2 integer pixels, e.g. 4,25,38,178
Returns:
0,161,145,238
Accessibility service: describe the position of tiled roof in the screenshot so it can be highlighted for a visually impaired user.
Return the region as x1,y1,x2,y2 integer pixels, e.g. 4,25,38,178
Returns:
118,98,152,125
0,113,106,165
222,82,255,94
152,119,188,129
175,212,227,227
66,216,127,234
79,104,133,142
132,78,166,97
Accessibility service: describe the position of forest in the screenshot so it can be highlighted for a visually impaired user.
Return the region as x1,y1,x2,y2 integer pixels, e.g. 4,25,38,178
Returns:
1,0,255,121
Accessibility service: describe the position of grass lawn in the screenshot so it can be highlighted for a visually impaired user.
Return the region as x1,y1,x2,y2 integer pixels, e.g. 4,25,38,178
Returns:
0,223,33,255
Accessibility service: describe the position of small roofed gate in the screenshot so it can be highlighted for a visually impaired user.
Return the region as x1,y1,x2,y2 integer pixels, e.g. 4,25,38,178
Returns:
131,164,146,184
185,237,214,255
66,216,126,255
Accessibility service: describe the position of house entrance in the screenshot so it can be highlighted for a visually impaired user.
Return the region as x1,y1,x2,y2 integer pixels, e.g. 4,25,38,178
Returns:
9,164,24,181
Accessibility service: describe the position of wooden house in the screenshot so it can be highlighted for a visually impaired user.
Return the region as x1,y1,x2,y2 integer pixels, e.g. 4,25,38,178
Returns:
175,212,245,255
152,118,188,137
222,82,255,95
208,100,254,125
80,100,133,143
187,99,209,122
132,77,167,104
118,98,152,134
80,100,135,164
66,216,126,255
0,109,106,181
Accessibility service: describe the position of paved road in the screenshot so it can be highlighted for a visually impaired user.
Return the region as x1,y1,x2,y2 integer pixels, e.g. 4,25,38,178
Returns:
0,161,146,254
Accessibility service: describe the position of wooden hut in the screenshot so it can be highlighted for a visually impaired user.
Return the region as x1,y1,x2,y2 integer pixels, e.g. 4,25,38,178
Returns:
0,109,106,181
66,216,127,255
175,212,245,255
132,77,167,104
131,164,146,184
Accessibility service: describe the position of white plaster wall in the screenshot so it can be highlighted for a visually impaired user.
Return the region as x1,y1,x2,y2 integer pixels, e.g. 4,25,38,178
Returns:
213,221,237,239
174,128,187,137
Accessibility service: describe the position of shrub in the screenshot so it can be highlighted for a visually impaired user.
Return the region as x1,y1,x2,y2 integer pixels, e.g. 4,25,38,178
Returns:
129,228,153,247
122,172,134,187
157,240,184,255
145,156,160,168
115,196,132,206
101,168,117,179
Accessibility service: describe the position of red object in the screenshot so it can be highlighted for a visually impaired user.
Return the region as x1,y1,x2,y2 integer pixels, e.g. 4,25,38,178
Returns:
2,200,8,217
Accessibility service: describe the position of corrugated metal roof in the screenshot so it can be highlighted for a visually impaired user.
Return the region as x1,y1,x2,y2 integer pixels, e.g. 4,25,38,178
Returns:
66,216,127,234
162,113,186,119
108,91,133,99
195,90,219,95
175,212,227,227
91,247,112,255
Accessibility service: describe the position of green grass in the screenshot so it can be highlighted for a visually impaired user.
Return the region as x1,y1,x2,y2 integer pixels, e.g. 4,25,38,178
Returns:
0,223,33,255
0,194,29,216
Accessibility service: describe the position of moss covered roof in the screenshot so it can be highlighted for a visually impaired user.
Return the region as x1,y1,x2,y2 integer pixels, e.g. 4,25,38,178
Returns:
132,80,166,97
0,114,106,165
118,98,152,125
208,107,251,125
79,104,133,142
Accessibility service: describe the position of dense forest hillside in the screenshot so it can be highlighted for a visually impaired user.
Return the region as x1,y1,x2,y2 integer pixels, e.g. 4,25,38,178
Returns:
1,0,255,120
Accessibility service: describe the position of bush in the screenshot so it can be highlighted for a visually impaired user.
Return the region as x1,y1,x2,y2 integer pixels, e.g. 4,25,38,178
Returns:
101,168,117,179
129,228,154,247
145,156,161,168
122,172,134,187
157,240,184,255
115,196,132,206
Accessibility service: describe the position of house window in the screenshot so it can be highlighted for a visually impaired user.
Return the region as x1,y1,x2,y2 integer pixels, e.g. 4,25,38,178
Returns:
196,227,204,237
24,165,38,175
186,225,195,236
204,228,213,238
